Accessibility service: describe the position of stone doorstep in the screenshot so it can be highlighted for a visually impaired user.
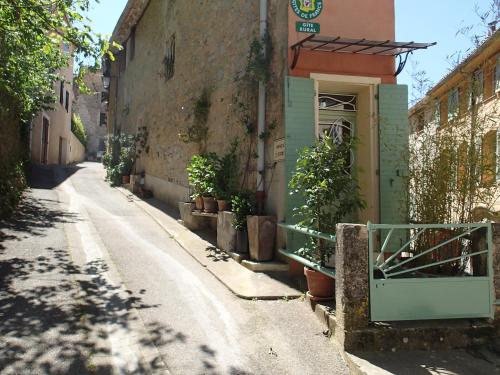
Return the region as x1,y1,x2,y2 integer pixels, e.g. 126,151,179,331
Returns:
306,294,495,352
241,259,289,272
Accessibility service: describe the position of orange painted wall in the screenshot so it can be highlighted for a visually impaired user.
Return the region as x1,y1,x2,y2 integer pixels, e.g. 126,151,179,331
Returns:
288,0,397,83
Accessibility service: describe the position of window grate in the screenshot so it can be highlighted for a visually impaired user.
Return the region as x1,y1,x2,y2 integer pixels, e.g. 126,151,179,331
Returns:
164,34,175,81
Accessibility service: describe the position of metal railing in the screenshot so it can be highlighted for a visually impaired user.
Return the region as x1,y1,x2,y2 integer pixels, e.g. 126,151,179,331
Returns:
278,222,336,278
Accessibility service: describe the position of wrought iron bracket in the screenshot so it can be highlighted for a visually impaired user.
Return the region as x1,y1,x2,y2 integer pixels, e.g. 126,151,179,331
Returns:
395,51,411,76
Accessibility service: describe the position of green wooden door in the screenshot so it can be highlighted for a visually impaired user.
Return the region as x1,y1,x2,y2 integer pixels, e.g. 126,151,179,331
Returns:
284,76,316,252
378,84,409,225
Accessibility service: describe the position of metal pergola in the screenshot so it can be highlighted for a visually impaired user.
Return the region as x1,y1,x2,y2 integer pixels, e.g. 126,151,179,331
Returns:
290,35,436,75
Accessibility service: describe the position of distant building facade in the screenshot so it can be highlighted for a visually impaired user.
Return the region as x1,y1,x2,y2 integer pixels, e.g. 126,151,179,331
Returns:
73,69,107,160
30,43,85,165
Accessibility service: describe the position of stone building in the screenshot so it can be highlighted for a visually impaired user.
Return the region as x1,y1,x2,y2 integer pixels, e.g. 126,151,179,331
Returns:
73,69,108,160
30,43,85,165
107,0,432,247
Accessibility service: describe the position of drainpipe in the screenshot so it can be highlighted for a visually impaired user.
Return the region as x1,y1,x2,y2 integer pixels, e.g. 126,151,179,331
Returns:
256,0,267,214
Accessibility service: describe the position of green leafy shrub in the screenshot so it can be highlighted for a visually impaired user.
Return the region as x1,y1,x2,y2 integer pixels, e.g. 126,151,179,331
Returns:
231,191,256,231
71,114,87,148
289,135,365,264
103,134,137,186
215,140,239,200
186,153,220,198
0,161,27,219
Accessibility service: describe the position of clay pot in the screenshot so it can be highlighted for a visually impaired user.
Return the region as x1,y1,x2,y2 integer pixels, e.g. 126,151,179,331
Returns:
194,196,204,211
247,216,276,261
304,267,334,300
235,230,248,253
203,196,217,213
122,175,130,184
217,200,229,212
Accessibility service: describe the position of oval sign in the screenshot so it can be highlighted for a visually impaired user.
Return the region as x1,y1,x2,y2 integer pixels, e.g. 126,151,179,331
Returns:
291,0,324,20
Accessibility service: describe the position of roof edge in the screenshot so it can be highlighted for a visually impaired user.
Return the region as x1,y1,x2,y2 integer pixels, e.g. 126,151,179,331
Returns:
111,0,150,45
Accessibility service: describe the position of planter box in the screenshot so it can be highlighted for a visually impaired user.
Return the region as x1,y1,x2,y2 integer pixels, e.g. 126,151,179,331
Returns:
217,211,237,253
178,202,206,231
247,215,277,261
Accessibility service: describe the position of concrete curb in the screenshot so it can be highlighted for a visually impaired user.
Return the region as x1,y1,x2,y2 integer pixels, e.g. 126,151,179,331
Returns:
115,187,302,301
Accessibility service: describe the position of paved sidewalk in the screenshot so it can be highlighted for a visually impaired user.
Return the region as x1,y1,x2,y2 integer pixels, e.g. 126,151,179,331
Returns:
116,188,302,300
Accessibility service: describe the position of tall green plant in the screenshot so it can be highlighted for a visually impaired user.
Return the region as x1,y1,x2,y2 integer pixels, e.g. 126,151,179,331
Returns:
186,153,220,198
289,135,365,264
215,140,239,200
71,114,87,148
231,191,256,231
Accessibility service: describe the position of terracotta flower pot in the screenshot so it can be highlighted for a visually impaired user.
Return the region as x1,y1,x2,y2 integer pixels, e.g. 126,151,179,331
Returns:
203,196,217,213
122,175,130,184
194,196,204,211
304,267,334,301
217,200,229,212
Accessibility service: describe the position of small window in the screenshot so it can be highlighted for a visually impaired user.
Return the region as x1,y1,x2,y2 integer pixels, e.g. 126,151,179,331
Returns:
164,34,175,80
482,130,497,186
98,138,106,151
432,101,440,125
447,88,459,121
495,55,500,93
59,81,64,105
128,28,136,61
65,91,69,112
99,113,107,126
469,68,484,107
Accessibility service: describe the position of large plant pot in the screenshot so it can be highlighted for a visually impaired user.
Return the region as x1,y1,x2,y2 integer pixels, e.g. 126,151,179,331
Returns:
236,230,248,254
203,196,217,213
304,267,334,301
217,200,229,212
194,196,204,211
122,175,130,184
247,215,276,261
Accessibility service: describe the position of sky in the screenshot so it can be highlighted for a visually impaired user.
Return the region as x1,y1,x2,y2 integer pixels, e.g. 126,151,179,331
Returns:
86,0,495,102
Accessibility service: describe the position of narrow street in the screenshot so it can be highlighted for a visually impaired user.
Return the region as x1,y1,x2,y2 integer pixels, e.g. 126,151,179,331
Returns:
0,162,348,375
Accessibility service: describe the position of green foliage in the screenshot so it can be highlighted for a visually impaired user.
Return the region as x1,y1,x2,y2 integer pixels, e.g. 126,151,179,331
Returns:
103,133,141,186
179,88,211,152
0,160,27,219
71,114,87,148
215,140,239,200
289,135,365,264
231,191,256,231
186,153,220,198
244,33,273,85
0,0,112,123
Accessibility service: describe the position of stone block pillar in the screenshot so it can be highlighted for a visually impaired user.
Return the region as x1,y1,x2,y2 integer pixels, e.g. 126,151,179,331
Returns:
334,223,369,351
217,211,237,253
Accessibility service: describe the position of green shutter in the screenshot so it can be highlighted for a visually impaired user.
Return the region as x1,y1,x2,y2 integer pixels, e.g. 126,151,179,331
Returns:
284,76,316,252
378,84,409,225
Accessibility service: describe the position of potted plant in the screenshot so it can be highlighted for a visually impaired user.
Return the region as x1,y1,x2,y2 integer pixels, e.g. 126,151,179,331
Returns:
187,153,220,213
118,135,136,184
215,140,239,212
289,134,365,300
231,191,256,253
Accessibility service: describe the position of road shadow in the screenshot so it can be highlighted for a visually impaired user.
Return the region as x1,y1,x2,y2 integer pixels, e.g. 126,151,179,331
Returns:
0,195,80,239
28,164,83,190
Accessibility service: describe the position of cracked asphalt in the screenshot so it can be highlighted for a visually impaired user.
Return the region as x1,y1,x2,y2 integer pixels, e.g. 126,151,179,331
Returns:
0,162,349,375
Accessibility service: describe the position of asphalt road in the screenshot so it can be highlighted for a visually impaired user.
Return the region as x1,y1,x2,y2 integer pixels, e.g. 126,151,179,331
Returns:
0,162,348,375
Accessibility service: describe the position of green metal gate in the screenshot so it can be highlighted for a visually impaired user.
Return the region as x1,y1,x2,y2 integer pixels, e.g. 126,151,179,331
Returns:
368,222,495,321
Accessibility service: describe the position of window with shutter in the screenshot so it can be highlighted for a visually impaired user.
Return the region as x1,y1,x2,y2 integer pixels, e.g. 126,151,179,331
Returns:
447,88,459,121
469,68,484,107
495,55,500,93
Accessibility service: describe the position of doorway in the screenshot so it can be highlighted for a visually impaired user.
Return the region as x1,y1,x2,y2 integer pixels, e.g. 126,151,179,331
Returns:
41,117,49,164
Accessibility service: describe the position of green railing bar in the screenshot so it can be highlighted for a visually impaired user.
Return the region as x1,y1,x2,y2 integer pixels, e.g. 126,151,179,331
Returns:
278,248,336,278
384,249,489,278
278,222,336,243
383,226,482,273
367,222,489,230
381,228,426,270
376,228,394,266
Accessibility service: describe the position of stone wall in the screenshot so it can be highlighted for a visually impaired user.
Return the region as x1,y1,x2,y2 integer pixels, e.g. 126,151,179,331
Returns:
109,0,289,215
73,70,107,160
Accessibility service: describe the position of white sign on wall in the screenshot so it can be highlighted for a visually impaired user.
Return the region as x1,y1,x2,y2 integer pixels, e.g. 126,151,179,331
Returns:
274,138,285,162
